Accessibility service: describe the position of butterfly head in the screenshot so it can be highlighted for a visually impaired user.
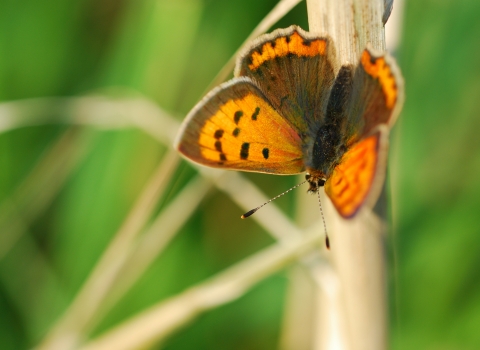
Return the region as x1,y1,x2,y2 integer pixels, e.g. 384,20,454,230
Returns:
305,170,326,194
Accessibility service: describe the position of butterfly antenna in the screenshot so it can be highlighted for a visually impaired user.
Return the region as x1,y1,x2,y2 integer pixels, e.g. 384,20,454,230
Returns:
317,189,330,249
241,180,308,219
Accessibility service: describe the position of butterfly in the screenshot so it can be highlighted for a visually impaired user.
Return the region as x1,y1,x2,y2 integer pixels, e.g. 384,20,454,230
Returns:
175,25,403,219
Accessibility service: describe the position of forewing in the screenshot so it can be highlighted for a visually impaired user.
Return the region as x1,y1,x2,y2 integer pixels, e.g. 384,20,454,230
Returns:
235,26,336,134
175,78,304,174
324,125,389,218
346,48,404,139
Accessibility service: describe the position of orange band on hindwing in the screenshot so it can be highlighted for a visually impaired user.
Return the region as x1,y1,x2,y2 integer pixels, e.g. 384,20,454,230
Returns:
325,133,380,218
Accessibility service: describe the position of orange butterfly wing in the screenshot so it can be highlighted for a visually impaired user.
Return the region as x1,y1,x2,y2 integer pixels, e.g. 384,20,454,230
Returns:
175,78,305,174
324,125,388,218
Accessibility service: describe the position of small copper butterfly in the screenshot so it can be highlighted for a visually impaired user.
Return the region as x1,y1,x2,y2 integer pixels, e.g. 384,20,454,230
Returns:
175,26,403,219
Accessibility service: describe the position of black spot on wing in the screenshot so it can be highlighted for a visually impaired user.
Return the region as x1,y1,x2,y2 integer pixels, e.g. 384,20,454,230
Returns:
233,128,240,137
214,129,224,139
234,111,244,124
262,148,269,159
214,141,222,152
251,107,260,120
240,142,250,160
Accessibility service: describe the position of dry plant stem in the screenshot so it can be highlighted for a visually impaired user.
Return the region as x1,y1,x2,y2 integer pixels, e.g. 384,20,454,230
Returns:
279,265,321,350
281,192,343,350
79,228,325,350
307,0,389,349
307,0,386,64
209,0,303,87
329,210,387,350
283,190,351,350
306,257,346,350
39,149,180,350
0,128,92,259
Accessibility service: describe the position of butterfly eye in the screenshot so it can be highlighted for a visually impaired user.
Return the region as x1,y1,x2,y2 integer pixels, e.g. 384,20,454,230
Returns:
318,179,326,187
305,173,311,180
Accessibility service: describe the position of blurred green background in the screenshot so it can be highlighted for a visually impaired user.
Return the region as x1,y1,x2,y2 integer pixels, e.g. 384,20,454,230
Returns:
0,0,479,349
